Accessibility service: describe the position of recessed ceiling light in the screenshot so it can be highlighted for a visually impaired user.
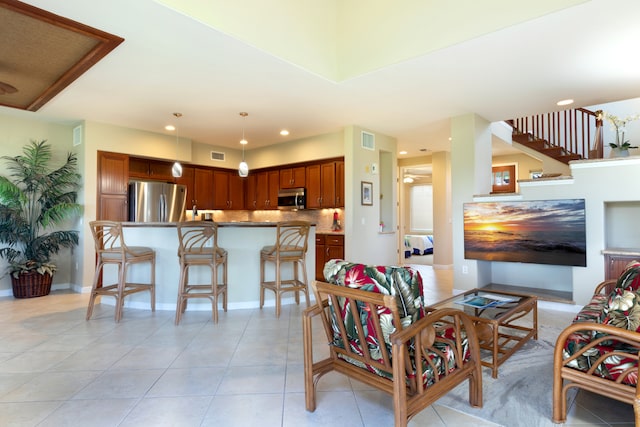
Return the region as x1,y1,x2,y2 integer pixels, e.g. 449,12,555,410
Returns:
399,150,407,155
280,129,289,136
557,99,574,106
165,125,175,131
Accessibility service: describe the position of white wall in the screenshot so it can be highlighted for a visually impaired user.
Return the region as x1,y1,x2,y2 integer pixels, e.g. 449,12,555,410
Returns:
344,126,398,265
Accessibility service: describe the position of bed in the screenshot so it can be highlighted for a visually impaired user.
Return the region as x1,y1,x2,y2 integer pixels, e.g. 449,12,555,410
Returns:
404,234,433,258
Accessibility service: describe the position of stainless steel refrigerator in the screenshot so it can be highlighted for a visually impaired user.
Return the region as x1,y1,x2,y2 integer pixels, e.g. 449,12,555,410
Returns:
128,180,187,222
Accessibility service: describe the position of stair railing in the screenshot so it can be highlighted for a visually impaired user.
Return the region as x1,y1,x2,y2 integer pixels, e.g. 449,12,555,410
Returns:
507,108,603,160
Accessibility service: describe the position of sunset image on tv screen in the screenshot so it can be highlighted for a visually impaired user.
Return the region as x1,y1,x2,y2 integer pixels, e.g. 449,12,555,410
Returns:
463,199,587,267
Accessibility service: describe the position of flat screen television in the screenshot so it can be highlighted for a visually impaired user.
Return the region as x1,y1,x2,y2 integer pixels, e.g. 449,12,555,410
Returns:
463,199,587,267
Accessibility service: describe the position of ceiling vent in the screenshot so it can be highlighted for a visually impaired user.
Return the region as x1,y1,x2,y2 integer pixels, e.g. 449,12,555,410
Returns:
361,131,375,150
210,151,225,161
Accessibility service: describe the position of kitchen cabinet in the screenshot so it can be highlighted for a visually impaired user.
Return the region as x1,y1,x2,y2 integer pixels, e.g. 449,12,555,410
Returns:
315,234,344,280
306,161,339,208
335,160,344,207
174,165,195,206
245,174,257,209
279,166,305,189
604,250,640,280
213,170,244,210
97,151,129,221
193,167,214,210
128,157,173,181
255,170,279,209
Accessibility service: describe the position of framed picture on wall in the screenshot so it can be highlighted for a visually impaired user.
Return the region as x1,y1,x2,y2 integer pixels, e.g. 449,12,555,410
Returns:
361,181,373,206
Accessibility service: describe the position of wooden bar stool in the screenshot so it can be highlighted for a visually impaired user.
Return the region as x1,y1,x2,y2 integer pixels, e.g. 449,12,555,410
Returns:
260,220,311,317
175,221,228,325
87,221,156,322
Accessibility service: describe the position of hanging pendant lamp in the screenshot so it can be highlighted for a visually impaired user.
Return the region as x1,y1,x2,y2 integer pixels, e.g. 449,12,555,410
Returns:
171,112,183,178
238,112,249,177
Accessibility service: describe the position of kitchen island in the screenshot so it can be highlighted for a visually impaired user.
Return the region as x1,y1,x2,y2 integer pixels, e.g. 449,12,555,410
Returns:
101,222,316,312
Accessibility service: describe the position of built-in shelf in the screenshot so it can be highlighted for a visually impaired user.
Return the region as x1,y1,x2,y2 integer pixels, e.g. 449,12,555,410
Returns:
482,283,573,304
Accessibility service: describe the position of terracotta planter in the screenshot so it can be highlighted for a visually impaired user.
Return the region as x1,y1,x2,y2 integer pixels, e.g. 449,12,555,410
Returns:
11,271,53,298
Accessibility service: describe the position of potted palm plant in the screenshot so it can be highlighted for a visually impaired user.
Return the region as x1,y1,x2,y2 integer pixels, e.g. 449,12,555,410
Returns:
0,140,81,298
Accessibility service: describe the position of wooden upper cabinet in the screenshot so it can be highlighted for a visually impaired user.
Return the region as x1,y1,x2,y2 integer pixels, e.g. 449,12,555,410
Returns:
175,165,195,206
99,151,129,195
229,173,245,210
213,170,230,210
128,157,173,181
128,157,149,179
255,170,279,209
149,160,173,181
245,174,257,210
305,164,321,209
335,160,344,207
97,151,129,221
213,170,245,210
321,162,336,207
193,167,214,210
280,166,305,189
306,162,339,208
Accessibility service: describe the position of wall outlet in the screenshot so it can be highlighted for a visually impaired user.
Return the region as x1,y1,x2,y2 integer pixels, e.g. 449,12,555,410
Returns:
462,265,468,274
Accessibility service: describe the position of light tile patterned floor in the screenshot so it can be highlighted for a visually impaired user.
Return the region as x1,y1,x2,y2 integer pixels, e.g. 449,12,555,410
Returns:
0,265,634,426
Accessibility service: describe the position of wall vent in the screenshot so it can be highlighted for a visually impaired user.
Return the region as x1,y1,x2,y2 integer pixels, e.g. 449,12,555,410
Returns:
210,151,225,161
73,125,82,146
361,131,375,150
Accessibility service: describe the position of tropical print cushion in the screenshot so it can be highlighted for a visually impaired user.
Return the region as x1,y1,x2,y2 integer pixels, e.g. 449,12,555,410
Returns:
563,287,640,386
602,288,640,332
322,260,464,385
616,260,640,292
323,259,425,326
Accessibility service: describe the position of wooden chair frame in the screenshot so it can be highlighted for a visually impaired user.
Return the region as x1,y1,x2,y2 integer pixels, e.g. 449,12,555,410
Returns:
260,220,311,317
553,279,640,425
175,221,228,324
304,280,483,427
87,220,156,322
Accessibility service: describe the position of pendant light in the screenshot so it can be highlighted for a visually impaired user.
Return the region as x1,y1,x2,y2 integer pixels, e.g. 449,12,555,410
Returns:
238,112,249,177
171,112,183,178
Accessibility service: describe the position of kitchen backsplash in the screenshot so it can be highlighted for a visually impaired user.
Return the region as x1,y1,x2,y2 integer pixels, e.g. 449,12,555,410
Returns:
185,208,343,232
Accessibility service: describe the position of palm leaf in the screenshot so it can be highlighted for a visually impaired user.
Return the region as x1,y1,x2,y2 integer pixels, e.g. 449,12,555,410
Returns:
0,140,81,274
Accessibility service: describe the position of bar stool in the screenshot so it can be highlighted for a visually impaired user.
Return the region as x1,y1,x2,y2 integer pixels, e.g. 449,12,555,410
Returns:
260,220,311,317
87,221,156,322
175,221,228,325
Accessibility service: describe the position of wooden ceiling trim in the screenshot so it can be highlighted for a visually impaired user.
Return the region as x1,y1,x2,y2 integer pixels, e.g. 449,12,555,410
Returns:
0,0,124,111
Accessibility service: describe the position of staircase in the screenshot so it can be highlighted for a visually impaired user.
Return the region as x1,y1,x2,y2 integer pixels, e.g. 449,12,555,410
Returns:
507,107,604,164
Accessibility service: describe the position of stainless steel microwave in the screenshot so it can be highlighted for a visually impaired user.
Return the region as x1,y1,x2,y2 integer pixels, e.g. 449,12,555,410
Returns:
278,188,306,210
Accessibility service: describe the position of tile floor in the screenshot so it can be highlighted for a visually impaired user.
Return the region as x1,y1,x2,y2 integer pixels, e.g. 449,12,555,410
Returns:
0,265,635,426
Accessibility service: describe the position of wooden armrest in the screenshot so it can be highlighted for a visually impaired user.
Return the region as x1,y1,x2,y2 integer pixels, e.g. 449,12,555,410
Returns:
303,297,330,318
594,279,617,296
554,322,640,382
555,322,640,349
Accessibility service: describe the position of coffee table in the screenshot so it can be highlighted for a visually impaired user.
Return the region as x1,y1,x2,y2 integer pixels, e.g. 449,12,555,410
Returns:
427,288,538,378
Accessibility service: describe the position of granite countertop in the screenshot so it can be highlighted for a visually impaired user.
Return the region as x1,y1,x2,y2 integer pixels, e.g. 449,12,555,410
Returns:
122,221,317,228
316,229,345,235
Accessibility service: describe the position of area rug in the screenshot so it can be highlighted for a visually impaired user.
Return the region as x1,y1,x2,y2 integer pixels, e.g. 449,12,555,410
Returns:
435,322,570,427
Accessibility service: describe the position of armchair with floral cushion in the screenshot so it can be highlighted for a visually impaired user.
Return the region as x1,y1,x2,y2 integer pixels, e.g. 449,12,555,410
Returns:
553,261,640,425
303,259,483,427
